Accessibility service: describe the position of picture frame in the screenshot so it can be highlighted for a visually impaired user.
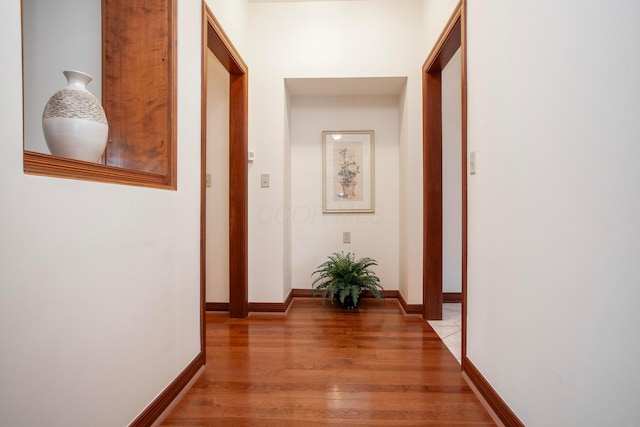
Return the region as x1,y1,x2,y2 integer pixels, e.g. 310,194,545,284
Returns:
322,130,375,213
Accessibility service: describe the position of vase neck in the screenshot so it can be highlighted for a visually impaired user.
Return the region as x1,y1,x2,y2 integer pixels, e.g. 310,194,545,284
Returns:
63,70,92,91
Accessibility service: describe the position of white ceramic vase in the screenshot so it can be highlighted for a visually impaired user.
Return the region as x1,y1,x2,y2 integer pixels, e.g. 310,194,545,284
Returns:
42,70,108,163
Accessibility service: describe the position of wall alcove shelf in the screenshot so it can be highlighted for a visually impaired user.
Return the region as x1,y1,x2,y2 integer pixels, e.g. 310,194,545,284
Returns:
23,0,177,189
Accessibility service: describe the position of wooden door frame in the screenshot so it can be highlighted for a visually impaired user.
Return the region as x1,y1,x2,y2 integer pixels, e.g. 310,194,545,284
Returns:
422,1,467,361
201,2,249,347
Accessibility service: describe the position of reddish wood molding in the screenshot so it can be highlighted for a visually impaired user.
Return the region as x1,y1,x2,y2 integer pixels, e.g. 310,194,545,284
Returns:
422,0,469,374
249,301,288,313
422,6,462,72
423,68,444,321
443,292,462,303
463,356,525,427
461,0,469,376
422,2,464,323
202,5,249,320
293,288,399,299
228,71,249,318
129,352,205,427
207,290,295,313
396,291,423,315
291,288,315,298
205,302,230,312
24,151,173,189
291,289,424,314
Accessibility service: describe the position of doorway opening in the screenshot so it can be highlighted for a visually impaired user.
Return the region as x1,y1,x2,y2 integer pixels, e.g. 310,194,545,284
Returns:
201,3,249,348
422,2,468,363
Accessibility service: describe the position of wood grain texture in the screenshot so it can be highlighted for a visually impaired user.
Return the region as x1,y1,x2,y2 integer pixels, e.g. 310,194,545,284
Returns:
423,68,443,321
228,72,249,319
23,151,173,188
103,0,176,177
161,299,494,426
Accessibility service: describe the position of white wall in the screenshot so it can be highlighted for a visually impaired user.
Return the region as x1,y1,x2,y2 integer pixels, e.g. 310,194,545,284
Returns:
465,0,640,424
205,0,248,56
441,48,462,293
422,0,459,51
247,0,428,303
206,51,230,303
290,94,400,290
0,1,202,425
10,0,640,424
22,0,102,154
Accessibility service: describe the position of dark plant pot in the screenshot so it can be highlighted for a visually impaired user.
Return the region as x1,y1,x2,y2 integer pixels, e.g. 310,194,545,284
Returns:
338,295,359,309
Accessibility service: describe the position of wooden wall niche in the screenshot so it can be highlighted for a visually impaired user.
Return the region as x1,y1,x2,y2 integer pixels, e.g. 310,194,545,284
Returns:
24,0,177,189
103,0,175,176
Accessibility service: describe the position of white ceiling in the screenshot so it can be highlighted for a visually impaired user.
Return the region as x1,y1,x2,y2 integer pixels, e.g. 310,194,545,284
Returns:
285,76,407,97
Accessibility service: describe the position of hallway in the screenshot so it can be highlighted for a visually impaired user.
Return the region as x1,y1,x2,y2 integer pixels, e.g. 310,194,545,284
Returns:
161,298,493,426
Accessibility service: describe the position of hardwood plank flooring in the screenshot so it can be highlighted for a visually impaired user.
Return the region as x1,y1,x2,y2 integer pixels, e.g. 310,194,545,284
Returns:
161,298,494,426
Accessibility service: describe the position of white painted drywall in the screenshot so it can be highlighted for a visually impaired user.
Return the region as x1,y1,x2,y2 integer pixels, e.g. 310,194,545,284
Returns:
206,51,230,303
422,0,459,51
0,1,202,425
246,0,430,304
290,94,401,291
11,0,640,424
22,0,102,154
465,0,640,424
441,48,462,293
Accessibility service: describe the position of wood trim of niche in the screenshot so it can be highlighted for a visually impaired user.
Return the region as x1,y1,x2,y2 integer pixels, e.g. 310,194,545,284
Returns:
102,0,177,184
24,151,173,188
24,0,177,189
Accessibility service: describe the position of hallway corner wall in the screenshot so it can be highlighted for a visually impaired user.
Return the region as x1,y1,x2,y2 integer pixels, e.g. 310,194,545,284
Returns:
465,1,640,424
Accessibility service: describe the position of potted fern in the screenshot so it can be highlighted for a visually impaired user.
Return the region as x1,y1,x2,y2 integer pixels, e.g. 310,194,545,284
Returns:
311,252,384,309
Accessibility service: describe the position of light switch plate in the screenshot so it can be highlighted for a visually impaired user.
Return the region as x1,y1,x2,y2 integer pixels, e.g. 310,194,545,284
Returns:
205,173,212,187
343,232,351,244
260,173,270,188
470,151,477,175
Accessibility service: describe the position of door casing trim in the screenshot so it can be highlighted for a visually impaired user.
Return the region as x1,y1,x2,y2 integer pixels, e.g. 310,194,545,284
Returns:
202,2,250,353
422,1,467,365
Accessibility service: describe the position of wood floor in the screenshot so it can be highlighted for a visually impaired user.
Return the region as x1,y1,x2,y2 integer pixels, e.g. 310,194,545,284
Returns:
161,298,494,426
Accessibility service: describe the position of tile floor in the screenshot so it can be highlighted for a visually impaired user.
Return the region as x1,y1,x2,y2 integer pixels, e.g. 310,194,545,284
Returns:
427,303,462,364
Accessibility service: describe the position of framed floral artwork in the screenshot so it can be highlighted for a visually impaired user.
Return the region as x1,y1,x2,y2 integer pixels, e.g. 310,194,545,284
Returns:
322,130,375,213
